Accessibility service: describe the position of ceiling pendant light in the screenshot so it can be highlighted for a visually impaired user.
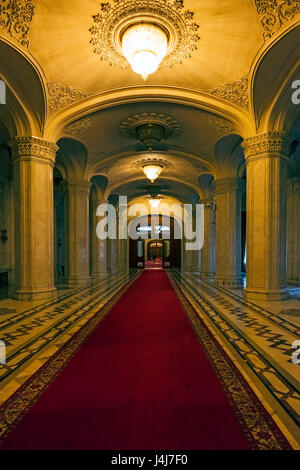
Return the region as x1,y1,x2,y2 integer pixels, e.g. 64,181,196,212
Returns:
149,199,161,209
143,164,163,183
121,23,168,80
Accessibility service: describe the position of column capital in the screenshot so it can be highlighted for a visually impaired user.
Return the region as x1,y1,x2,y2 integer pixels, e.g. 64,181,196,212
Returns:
9,137,58,166
214,178,244,195
288,176,300,193
67,181,91,195
242,132,292,163
90,194,108,208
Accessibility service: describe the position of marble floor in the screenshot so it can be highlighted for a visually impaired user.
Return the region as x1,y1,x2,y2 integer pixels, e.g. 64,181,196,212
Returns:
0,269,299,448
173,270,300,448
0,270,139,407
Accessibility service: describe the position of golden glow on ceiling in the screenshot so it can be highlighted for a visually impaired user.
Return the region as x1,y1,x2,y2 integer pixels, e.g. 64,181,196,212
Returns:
142,164,163,183
121,23,168,80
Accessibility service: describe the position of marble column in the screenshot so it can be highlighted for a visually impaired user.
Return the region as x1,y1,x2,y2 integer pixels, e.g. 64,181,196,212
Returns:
287,177,300,285
10,137,58,300
182,206,201,272
214,178,243,288
65,181,91,287
242,132,291,301
90,196,107,278
200,198,216,279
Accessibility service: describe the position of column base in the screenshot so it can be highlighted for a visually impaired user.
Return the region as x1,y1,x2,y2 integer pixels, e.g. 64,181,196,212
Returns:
67,276,90,288
287,279,300,286
91,272,107,279
244,287,289,301
215,276,244,288
200,272,215,280
13,287,57,301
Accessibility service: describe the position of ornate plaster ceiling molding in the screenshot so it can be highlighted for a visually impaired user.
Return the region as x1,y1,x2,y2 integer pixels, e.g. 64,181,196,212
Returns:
131,156,175,172
0,0,35,47
96,157,122,174
119,113,182,141
89,0,200,70
64,116,95,140
208,76,249,111
207,114,235,137
254,0,300,40
47,81,88,116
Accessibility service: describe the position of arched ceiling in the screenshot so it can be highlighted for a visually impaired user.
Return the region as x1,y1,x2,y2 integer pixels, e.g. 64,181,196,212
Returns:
29,0,261,95
0,0,299,193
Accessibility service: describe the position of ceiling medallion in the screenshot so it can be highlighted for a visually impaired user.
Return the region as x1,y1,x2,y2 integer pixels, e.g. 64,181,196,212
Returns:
132,157,175,172
120,113,182,147
90,0,200,80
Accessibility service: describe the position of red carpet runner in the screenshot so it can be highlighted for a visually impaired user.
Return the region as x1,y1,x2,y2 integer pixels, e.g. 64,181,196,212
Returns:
0,271,286,449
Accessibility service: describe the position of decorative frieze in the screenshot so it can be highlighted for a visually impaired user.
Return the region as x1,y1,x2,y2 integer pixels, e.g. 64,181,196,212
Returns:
0,0,35,47
47,82,88,116
254,0,300,40
242,132,292,161
9,137,58,166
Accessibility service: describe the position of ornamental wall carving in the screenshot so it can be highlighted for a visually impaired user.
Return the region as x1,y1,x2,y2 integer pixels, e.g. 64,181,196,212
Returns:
0,0,35,47
207,114,235,137
47,82,88,116
208,76,249,111
64,117,95,140
9,137,58,164
242,132,292,159
254,0,300,40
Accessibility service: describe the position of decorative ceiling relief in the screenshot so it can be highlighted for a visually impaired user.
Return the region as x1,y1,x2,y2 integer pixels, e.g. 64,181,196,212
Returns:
131,157,175,172
254,0,300,40
47,82,88,116
207,114,235,137
208,76,249,111
89,0,200,74
64,116,95,140
120,113,182,148
0,0,35,47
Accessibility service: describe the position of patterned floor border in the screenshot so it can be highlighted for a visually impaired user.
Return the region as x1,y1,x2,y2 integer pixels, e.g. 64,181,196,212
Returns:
172,270,300,431
0,272,140,446
168,272,293,450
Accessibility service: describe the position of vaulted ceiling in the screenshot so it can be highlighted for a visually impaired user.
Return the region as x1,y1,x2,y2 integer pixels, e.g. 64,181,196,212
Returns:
0,0,299,202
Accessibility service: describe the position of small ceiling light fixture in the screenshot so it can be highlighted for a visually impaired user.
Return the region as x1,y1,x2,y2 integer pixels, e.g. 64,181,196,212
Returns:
149,198,161,209
143,164,163,183
121,23,168,80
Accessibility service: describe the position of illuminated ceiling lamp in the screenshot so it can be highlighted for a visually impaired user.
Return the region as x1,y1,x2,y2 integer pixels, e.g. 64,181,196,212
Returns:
121,22,168,80
142,164,163,183
149,198,161,209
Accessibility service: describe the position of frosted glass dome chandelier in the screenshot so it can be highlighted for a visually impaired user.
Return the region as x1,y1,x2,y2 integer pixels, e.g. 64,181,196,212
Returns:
142,164,163,183
121,23,168,80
